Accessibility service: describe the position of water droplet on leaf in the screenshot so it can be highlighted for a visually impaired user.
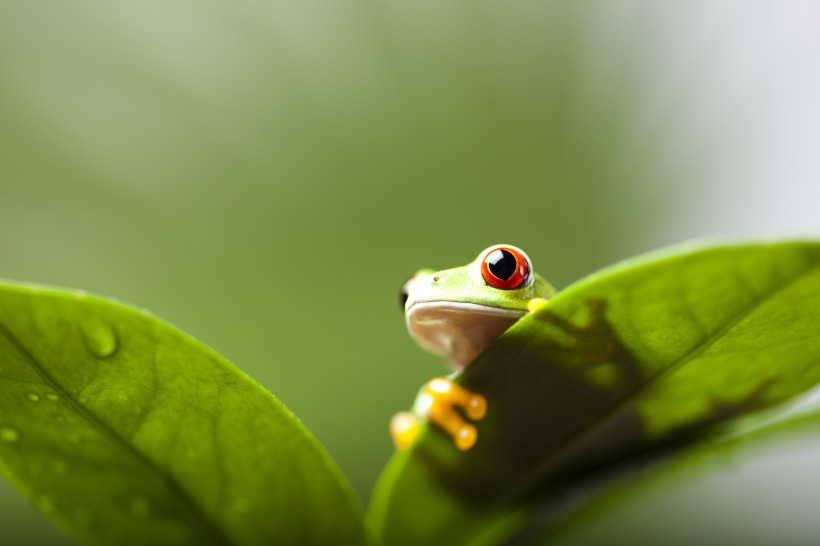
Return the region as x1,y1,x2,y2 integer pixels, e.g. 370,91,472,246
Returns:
0,427,20,443
81,318,118,358
27,393,40,402
46,393,59,401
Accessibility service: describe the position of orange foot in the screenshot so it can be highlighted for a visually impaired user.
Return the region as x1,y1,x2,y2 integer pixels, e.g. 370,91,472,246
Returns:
390,378,487,451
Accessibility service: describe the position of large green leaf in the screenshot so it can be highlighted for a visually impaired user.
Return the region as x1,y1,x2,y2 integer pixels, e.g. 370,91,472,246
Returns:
369,241,820,545
0,282,366,545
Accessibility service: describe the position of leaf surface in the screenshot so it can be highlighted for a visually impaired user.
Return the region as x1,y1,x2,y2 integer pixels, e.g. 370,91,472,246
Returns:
0,282,366,545
369,240,820,545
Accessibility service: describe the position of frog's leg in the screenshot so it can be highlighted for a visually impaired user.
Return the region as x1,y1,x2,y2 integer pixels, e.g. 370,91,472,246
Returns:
419,378,488,450
421,378,487,450
390,378,487,451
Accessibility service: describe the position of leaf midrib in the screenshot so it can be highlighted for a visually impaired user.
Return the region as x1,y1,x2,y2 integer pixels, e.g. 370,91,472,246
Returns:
0,320,233,546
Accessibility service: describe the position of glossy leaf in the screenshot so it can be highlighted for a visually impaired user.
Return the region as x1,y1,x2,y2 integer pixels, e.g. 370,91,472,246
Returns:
369,241,820,545
0,282,366,545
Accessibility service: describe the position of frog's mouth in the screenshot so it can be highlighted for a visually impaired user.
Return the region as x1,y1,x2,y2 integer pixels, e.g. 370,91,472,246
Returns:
406,301,526,371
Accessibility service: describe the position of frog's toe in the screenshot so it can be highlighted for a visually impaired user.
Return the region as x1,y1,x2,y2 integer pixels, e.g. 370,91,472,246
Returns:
527,297,549,313
455,424,478,451
426,378,487,419
420,377,487,451
465,394,487,421
390,411,421,450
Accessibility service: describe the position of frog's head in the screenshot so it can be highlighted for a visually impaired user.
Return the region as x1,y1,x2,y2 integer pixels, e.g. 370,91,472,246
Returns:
400,244,555,370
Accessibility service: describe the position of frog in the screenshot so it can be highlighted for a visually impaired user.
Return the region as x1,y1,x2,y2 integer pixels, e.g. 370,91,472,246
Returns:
392,244,556,451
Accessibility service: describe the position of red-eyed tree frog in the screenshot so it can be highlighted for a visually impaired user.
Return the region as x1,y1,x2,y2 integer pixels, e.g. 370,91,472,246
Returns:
392,244,556,451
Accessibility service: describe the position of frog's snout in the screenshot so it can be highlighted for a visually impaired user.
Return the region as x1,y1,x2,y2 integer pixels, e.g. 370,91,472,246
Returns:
399,269,436,311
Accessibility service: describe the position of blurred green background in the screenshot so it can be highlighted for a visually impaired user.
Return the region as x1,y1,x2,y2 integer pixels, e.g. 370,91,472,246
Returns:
1,1,819,544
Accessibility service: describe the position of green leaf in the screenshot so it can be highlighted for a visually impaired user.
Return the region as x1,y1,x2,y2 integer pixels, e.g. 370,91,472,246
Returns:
0,282,366,546
369,240,820,545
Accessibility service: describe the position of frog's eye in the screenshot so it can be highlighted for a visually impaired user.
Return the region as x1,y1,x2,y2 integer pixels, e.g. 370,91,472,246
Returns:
480,246,531,290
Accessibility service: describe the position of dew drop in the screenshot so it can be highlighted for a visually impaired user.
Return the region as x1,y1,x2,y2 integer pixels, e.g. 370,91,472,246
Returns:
46,393,59,401
27,393,40,402
0,427,20,443
129,496,152,518
81,318,118,359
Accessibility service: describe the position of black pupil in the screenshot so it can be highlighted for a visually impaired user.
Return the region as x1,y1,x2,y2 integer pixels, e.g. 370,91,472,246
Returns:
487,249,518,280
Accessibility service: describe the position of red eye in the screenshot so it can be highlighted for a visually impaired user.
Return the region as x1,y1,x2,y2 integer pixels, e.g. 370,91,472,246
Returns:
480,246,531,290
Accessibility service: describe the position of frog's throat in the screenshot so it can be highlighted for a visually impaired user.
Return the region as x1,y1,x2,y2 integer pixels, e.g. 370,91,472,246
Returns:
406,301,526,371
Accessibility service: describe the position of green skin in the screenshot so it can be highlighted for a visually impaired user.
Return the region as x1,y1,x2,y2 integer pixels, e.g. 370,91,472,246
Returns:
404,256,554,312
403,245,556,370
